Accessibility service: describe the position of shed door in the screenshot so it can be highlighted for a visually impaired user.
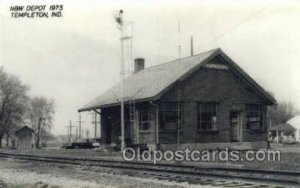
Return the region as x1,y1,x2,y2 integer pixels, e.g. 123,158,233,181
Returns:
230,111,241,142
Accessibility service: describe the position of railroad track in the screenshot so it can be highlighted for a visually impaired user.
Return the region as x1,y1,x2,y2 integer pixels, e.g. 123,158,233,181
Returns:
0,152,299,188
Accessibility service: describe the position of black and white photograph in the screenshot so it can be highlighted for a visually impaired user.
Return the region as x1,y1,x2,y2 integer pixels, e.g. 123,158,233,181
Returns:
0,0,300,187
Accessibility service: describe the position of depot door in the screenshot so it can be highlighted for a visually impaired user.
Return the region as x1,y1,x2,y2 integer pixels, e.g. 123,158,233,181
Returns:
230,111,241,142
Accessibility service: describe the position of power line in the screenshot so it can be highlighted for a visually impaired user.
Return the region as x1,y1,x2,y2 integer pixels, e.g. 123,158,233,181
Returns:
73,114,84,140
66,120,77,143
202,1,272,49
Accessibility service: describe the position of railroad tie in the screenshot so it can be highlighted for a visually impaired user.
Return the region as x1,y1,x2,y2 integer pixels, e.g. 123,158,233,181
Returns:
198,179,214,185
212,181,238,186
223,182,245,187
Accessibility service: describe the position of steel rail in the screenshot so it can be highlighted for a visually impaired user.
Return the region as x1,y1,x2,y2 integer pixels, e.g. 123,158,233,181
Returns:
0,152,299,187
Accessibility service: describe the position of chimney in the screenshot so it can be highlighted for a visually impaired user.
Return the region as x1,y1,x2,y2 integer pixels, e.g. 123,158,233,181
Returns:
134,58,145,73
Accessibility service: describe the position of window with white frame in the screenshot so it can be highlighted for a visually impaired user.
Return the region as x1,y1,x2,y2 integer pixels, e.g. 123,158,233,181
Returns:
197,102,218,131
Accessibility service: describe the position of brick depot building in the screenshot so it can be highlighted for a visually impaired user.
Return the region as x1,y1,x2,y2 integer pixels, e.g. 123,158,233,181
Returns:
79,49,276,150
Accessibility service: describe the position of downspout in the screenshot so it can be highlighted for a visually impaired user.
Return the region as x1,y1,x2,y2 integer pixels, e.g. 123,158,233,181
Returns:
266,105,270,149
177,80,181,150
268,103,277,148
150,101,159,149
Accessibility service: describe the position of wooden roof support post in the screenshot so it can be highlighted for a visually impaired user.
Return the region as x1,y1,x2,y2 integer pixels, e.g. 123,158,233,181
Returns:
150,101,159,149
156,105,159,148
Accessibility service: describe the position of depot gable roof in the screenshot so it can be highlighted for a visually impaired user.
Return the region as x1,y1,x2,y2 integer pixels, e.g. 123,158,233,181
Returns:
78,48,276,112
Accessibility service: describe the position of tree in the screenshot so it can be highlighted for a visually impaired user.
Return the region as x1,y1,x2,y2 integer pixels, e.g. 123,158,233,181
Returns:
269,101,299,126
28,97,55,148
0,67,29,147
41,131,56,147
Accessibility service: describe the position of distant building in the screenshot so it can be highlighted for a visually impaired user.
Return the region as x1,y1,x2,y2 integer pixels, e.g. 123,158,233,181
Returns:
79,48,276,150
269,123,296,143
15,126,35,149
287,116,300,142
270,116,300,143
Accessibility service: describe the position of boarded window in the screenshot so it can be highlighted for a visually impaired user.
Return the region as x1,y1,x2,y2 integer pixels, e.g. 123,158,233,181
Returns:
246,104,263,130
160,102,182,131
197,102,218,131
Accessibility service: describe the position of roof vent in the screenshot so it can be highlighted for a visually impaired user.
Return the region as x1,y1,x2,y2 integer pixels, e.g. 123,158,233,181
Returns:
134,58,145,73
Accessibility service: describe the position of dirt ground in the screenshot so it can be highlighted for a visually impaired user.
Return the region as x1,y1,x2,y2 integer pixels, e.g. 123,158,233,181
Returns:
0,158,211,188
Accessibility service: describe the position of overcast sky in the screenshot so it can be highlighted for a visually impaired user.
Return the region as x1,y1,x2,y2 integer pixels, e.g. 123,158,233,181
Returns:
1,0,300,136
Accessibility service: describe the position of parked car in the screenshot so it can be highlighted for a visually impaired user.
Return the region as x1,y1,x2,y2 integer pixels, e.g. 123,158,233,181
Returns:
92,142,100,148
61,143,72,149
62,142,98,149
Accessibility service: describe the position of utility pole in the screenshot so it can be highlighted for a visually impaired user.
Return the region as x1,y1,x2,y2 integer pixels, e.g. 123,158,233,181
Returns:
66,120,76,143
190,36,194,56
86,130,90,140
94,112,97,138
66,126,70,143
78,113,82,139
177,22,182,149
115,9,126,151
120,10,125,152
75,126,78,141
114,10,133,151
74,113,84,140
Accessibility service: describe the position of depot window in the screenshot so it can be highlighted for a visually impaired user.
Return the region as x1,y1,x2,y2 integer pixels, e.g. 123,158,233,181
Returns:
197,102,218,131
246,104,263,130
139,111,152,131
160,102,182,132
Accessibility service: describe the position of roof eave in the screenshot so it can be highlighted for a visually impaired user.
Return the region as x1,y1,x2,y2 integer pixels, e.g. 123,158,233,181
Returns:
78,48,277,112
78,97,157,112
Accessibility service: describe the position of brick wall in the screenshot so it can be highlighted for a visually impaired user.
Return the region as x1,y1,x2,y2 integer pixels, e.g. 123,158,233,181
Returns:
100,57,270,147
160,57,268,144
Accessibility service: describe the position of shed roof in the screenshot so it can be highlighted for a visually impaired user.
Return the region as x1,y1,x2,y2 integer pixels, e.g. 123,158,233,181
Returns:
78,48,276,112
15,126,34,134
270,123,296,132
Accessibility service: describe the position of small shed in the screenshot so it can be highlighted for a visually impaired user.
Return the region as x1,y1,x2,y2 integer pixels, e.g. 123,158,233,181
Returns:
15,126,35,149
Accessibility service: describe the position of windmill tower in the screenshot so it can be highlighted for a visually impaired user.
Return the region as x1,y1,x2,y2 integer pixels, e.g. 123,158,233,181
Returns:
114,10,135,149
